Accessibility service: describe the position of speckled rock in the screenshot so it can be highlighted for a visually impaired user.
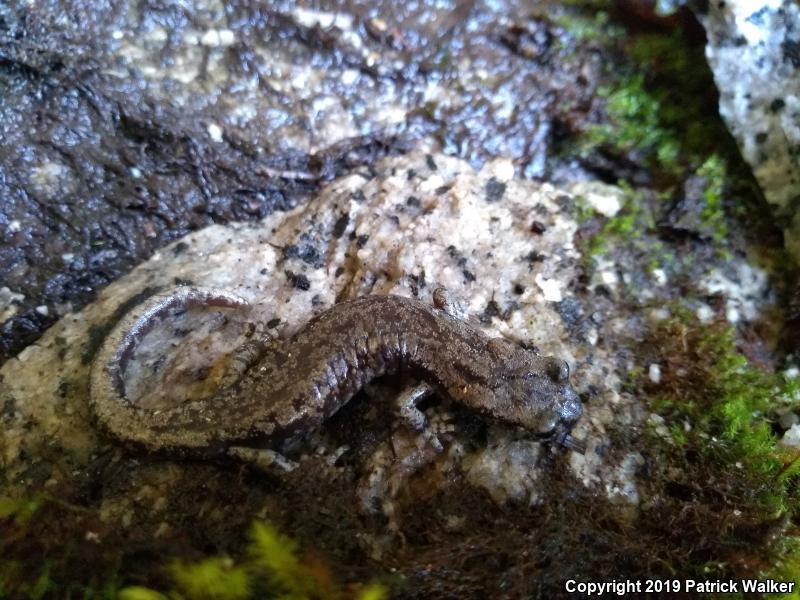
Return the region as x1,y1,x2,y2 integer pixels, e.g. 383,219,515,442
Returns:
702,0,800,257
0,151,639,518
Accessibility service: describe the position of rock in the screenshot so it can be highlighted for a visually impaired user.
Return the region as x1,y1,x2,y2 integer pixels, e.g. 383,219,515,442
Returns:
778,409,799,430
781,422,800,447
702,1,800,258
648,363,662,384
0,152,639,510
569,181,623,218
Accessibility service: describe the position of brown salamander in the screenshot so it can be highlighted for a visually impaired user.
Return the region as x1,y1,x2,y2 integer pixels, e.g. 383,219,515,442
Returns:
90,287,584,457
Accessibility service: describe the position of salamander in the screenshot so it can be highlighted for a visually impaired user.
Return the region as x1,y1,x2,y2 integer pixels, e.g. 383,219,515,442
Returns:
89,287,584,457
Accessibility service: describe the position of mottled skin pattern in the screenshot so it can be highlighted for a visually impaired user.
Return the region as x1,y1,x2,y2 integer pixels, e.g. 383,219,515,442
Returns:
90,288,583,457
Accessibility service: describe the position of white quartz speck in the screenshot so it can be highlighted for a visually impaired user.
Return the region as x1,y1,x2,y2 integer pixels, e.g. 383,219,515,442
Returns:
570,181,624,218
340,69,359,86
648,363,662,384
200,29,236,47
649,308,670,322
599,270,618,287
488,159,515,182
534,274,563,302
218,30,235,46
696,303,714,323
206,123,223,143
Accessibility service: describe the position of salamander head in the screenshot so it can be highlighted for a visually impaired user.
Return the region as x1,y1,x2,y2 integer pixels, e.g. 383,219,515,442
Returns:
487,341,584,451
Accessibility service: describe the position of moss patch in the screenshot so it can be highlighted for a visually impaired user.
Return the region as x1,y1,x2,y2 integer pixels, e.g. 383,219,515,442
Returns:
582,73,681,172
119,522,387,600
558,9,776,262
0,497,387,600
638,313,800,587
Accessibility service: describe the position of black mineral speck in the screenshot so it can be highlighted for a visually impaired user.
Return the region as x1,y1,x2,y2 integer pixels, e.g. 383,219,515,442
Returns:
356,234,370,248
463,270,476,282
408,271,427,296
783,40,800,68
284,240,321,267
426,155,438,171
755,132,768,144
284,270,311,291
594,284,613,298
530,220,547,234
172,242,189,255
266,318,281,328
524,250,546,264
770,98,786,112
513,283,525,295
485,177,506,202
480,299,501,324
407,196,421,207
2,397,16,419
332,213,350,238
436,184,453,195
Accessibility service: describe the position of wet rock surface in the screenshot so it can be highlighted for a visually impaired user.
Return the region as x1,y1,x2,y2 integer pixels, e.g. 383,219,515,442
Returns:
0,0,605,363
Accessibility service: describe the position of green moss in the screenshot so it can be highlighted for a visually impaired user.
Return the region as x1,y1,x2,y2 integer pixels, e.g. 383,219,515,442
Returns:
644,316,800,584
118,522,387,600
552,10,622,42
565,21,769,260
696,154,728,244
576,184,650,264
0,497,43,526
583,75,682,173
772,538,800,600
2,493,385,600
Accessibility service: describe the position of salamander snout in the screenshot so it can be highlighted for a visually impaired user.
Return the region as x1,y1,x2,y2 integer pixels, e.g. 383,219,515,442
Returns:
511,355,585,452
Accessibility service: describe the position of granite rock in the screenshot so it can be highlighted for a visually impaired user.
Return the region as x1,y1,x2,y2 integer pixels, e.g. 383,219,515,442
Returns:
702,0,800,257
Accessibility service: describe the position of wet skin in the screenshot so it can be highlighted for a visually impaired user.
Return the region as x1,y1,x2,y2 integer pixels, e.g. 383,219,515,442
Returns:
90,288,584,456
